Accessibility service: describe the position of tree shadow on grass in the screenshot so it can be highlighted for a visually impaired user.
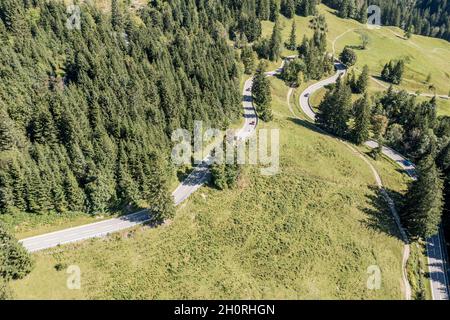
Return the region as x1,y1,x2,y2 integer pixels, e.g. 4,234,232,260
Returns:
287,117,354,143
288,116,410,243
288,117,328,136
361,185,406,242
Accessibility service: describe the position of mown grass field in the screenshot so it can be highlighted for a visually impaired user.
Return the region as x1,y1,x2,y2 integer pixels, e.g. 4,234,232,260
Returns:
11,76,408,299
262,4,450,115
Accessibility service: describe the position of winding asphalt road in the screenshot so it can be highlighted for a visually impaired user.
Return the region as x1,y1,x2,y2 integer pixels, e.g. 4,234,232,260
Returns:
298,63,449,300
19,62,286,253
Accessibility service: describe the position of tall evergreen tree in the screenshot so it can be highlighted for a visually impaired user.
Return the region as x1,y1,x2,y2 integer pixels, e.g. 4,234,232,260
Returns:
146,154,175,223
352,94,371,144
268,19,282,61
287,19,297,50
355,65,369,93
317,78,352,137
241,45,256,74
402,155,444,239
111,0,124,31
252,61,273,122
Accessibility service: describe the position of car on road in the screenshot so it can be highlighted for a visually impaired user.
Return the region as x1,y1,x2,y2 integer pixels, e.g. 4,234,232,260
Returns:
304,93,309,97
249,121,256,125
403,159,413,167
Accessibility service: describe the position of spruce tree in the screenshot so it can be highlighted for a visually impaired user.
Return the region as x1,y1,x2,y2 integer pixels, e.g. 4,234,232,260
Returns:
402,155,444,239
146,154,175,223
0,172,13,214
269,0,278,22
111,0,124,31
317,78,352,137
0,112,16,152
241,46,256,75
268,19,282,61
63,168,85,212
355,65,369,93
258,0,271,20
352,94,371,145
287,20,297,50
358,1,368,23
252,61,273,122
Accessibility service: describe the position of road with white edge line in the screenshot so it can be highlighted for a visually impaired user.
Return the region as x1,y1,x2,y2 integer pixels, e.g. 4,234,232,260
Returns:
298,62,449,300
19,61,287,253
19,56,449,300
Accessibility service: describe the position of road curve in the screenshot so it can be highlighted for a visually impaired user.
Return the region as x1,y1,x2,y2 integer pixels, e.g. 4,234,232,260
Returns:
20,61,286,253
298,64,449,300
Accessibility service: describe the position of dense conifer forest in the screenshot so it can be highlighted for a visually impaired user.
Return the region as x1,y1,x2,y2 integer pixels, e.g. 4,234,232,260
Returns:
0,0,324,218
0,0,248,217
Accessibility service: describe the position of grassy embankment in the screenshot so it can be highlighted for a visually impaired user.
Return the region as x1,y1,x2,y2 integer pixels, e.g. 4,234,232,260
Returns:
8,2,433,299
12,75,407,299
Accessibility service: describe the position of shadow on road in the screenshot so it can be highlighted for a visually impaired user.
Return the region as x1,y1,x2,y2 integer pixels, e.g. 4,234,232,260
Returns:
242,95,253,102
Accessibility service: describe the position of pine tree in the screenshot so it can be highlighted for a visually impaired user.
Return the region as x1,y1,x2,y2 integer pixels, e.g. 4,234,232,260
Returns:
281,0,295,18
258,0,271,20
317,78,352,137
402,155,444,239
391,60,405,84
352,94,371,144
0,172,13,214
268,19,282,61
269,0,278,22
252,61,273,122
8,161,26,211
355,65,369,93
63,168,85,212
111,0,124,31
211,137,241,190
358,1,368,23
241,46,256,75
287,20,297,50
85,170,115,214
0,112,16,152
381,62,392,81
146,154,175,223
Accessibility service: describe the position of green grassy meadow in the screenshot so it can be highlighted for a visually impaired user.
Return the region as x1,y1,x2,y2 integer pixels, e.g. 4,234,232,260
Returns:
11,77,408,300
262,4,450,115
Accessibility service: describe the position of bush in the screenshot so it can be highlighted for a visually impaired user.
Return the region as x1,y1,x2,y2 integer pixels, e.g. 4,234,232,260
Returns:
54,263,68,272
0,223,33,280
339,46,357,66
